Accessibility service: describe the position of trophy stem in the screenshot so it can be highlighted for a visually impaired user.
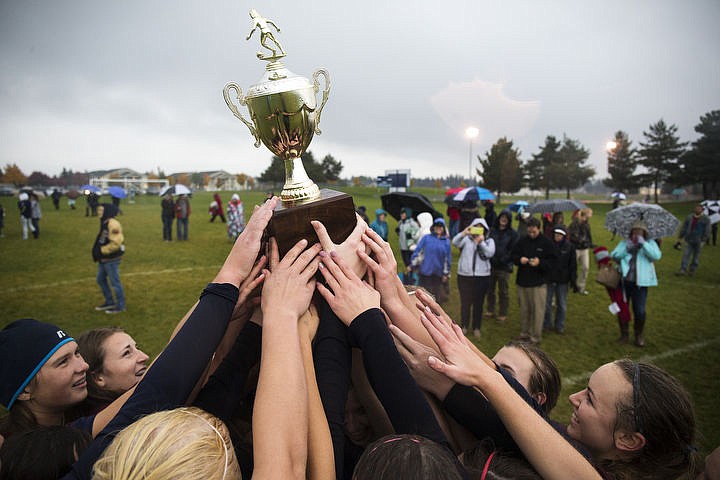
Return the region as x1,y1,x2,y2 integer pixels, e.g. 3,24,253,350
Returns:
281,157,320,205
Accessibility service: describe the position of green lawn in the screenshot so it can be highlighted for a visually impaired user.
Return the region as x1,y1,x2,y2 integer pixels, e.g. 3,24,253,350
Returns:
1,188,718,454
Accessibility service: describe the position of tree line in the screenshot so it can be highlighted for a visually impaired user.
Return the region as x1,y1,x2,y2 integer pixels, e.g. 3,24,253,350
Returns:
477,110,720,203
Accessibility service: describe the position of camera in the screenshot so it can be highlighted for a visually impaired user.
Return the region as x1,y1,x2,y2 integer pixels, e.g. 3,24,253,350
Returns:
469,226,485,236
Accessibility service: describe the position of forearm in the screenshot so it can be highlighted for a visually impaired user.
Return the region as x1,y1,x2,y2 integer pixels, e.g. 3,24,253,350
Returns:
300,331,335,480
476,370,602,480
383,294,437,349
253,314,308,479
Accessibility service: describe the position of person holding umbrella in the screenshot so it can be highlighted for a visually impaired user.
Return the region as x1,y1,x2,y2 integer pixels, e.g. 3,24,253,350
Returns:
610,220,661,347
396,207,420,283
160,192,175,241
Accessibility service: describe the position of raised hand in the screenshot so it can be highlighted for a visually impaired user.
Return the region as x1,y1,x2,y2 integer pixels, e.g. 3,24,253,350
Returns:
389,324,454,400
214,197,278,287
359,226,401,299
419,307,491,387
311,214,369,279
261,237,321,322
316,250,380,326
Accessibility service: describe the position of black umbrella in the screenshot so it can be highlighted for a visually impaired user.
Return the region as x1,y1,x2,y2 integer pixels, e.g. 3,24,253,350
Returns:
381,192,443,221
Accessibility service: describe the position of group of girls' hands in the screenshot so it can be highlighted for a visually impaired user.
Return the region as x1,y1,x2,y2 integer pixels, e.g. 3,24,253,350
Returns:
235,200,488,387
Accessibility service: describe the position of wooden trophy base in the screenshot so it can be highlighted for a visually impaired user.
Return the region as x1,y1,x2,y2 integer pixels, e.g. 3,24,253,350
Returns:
267,189,356,258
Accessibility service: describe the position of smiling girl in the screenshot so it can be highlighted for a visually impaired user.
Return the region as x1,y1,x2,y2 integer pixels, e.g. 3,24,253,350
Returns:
77,327,149,414
0,319,89,440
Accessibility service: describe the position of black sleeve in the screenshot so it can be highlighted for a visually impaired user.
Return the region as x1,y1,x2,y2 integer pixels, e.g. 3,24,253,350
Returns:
313,299,352,480
64,283,239,480
441,366,547,453
346,308,448,449
193,321,262,422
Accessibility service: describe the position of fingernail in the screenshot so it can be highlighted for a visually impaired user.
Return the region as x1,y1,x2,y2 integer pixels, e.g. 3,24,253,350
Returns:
330,250,338,258
318,250,327,257
318,262,325,269
420,313,427,321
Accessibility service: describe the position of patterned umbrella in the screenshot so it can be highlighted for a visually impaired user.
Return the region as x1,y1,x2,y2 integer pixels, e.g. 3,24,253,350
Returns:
701,200,720,225
611,192,626,200
604,203,680,239
527,199,586,214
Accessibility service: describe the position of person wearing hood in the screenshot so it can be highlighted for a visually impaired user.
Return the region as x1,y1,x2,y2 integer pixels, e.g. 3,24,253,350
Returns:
543,226,576,334
226,193,245,240
370,208,389,241
17,192,34,240
396,207,420,282
610,220,661,347
453,218,495,337
411,218,452,303
92,203,126,314
487,209,519,323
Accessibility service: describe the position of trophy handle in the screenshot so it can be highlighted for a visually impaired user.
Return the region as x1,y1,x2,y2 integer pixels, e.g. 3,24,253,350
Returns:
312,69,331,135
223,82,261,148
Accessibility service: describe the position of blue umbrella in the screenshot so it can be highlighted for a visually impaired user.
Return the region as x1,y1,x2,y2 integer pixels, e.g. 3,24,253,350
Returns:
453,186,496,203
80,184,101,194
107,186,127,199
508,200,529,212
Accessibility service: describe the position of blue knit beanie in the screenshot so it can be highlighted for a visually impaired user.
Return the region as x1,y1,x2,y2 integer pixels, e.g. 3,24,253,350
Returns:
0,319,74,409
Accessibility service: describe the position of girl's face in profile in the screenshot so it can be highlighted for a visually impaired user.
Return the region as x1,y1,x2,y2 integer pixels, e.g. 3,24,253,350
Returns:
567,362,632,458
95,332,149,394
25,341,89,411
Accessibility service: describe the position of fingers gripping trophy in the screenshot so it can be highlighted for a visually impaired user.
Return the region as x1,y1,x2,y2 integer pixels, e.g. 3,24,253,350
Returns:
224,9,356,256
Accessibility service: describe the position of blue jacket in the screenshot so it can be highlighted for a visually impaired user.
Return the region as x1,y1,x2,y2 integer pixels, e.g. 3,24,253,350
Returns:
611,239,661,287
369,219,389,241
679,214,711,244
412,233,451,277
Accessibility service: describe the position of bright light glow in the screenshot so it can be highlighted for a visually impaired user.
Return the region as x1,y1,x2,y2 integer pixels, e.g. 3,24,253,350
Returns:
465,126,480,139
606,140,618,151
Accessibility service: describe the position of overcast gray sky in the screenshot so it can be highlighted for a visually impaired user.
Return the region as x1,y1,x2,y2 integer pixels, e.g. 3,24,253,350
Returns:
1,1,718,181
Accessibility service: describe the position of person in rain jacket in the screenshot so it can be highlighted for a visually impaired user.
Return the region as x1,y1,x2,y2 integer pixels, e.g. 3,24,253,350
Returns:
369,208,389,241
411,218,452,303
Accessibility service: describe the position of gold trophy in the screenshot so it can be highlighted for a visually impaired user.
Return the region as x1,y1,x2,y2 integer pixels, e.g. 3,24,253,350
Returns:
223,9,356,256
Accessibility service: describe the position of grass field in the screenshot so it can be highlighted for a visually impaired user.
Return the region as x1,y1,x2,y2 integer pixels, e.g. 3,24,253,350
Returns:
1,187,719,453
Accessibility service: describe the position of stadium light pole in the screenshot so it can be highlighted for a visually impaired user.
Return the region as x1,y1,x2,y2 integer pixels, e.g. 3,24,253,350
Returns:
465,127,479,185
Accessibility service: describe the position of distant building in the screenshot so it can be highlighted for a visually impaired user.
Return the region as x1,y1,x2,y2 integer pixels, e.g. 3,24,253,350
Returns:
88,168,168,194
168,170,242,191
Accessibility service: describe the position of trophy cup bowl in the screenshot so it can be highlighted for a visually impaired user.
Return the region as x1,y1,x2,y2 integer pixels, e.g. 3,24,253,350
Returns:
223,12,356,257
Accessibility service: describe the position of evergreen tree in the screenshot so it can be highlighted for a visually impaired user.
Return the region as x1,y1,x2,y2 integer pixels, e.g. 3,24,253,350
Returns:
320,154,343,182
637,119,687,203
603,130,641,193
676,110,720,198
525,135,562,199
477,137,523,204
556,135,595,199
258,156,286,187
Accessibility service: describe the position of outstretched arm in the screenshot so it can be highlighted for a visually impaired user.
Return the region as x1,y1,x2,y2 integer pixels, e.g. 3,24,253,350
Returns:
298,306,335,480
421,309,602,480
253,238,321,480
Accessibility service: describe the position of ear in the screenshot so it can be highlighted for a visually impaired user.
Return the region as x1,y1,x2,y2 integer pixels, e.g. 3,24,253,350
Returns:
615,430,647,452
93,372,106,388
532,392,547,407
16,389,32,401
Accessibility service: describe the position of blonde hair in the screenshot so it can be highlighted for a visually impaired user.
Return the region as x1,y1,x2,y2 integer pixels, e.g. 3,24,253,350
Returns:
92,407,240,480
